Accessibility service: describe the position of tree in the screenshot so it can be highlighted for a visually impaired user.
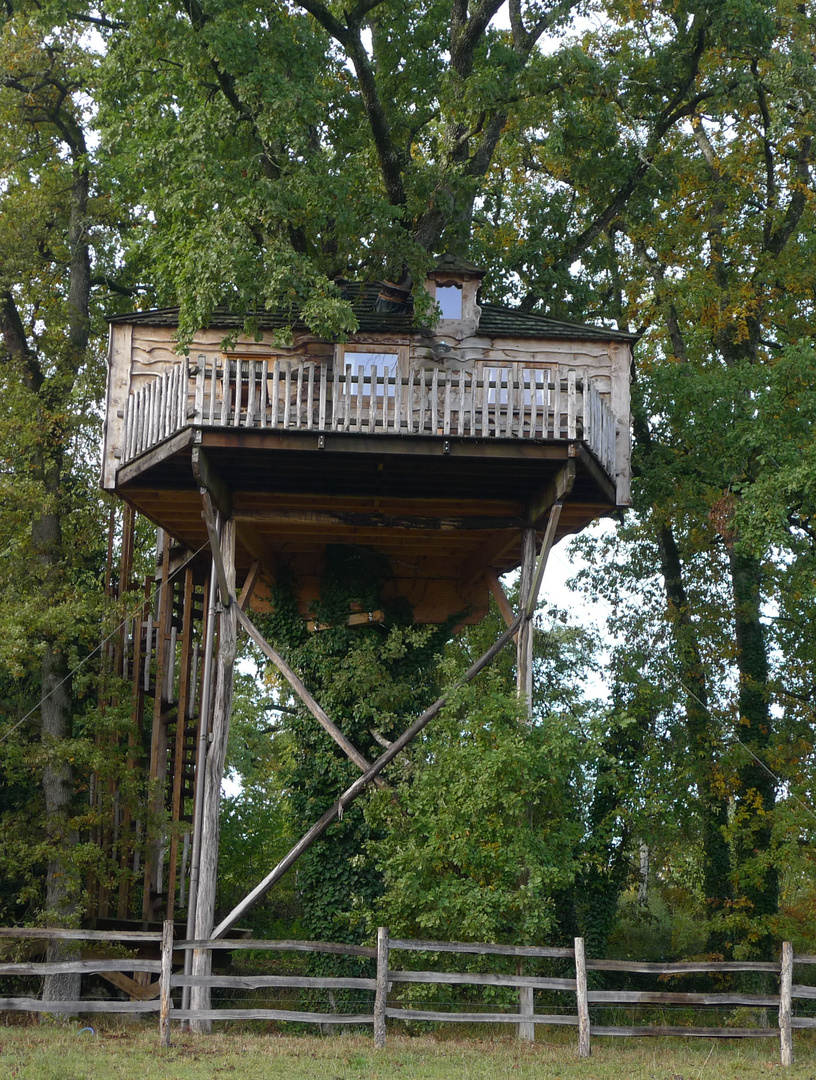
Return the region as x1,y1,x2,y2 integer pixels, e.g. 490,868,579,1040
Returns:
566,0,816,957
97,0,725,341
0,3,141,995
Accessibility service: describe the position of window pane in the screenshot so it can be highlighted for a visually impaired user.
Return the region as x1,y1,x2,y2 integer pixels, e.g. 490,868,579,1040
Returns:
437,286,462,319
345,351,398,371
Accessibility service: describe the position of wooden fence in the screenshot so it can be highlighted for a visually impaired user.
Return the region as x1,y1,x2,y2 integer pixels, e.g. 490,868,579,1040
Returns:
121,357,617,480
1,926,812,1064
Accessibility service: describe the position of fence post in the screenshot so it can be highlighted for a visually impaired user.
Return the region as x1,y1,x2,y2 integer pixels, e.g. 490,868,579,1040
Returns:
374,926,389,1049
779,940,794,1066
159,918,173,1048
517,983,535,1042
574,936,590,1059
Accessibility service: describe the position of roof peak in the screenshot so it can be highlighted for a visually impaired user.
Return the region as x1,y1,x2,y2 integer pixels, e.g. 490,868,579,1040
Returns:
428,254,486,278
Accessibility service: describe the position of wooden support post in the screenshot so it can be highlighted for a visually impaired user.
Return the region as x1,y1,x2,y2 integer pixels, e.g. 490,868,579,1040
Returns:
191,519,237,1031
211,612,522,938
159,918,173,1048
119,579,149,920
166,566,195,919
525,501,563,618
516,528,536,718
201,490,231,608
183,565,216,1022
143,532,172,921
575,936,590,1058
237,607,386,786
779,940,793,1066
374,926,389,1049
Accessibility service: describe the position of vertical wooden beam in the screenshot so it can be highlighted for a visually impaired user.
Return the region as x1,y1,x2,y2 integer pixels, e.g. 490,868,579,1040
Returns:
517,984,535,1042
516,953,534,1041
159,918,173,1048
516,529,536,719
118,578,149,920
143,532,172,921
525,501,563,618
183,568,216,1022
374,926,389,1049
191,519,237,1031
575,936,590,1058
166,566,195,919
779,940,794,1066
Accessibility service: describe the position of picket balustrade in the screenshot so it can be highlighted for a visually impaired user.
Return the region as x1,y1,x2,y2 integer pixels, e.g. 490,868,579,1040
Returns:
121,357,617,480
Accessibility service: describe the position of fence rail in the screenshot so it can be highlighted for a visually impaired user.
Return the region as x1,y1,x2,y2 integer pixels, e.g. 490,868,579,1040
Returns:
120,357,617,480
0,926,807,1065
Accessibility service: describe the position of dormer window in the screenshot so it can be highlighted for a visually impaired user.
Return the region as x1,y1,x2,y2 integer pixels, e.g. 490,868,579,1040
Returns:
424,255,485,336
437,285,462,319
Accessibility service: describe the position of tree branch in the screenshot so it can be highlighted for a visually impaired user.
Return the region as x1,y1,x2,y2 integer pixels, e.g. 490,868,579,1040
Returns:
298,0,407,209
89,275,143,297
0,290,44,393
767,135,812,256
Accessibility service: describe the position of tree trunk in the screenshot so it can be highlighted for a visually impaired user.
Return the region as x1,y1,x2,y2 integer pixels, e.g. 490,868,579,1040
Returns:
657,524,732,950
729,547,777,957
35,487,82,1002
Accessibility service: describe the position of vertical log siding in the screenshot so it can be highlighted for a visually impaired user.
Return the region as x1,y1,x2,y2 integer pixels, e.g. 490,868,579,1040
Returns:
121,358,617,481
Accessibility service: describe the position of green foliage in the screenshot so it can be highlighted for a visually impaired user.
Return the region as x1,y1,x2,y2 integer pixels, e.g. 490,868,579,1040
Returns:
365,674,582,944
253,547,449,974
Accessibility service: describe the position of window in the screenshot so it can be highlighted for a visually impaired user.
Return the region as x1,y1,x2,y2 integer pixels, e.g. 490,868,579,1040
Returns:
339,349,401,413
344,351,400,373
437,285,462,319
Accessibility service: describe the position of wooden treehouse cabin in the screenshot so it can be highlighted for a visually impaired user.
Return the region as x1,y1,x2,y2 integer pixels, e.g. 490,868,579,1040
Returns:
103,258,632,620
95,257,634,996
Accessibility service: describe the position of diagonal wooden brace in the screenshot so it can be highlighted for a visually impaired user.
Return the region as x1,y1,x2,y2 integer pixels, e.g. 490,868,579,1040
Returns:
236,606,385,787
200,490,231,608
199,506,382,784
210,611,523,938
525,500,563,618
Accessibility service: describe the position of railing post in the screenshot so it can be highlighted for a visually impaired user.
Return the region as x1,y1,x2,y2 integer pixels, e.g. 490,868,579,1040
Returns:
780,940,794,1066
575,936,590,1058
374,926,389,1049
159,918,173,1048
194,356,205,424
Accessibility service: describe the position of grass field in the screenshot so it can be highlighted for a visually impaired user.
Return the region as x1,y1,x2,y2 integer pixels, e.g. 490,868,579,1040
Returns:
1,1024,814,1080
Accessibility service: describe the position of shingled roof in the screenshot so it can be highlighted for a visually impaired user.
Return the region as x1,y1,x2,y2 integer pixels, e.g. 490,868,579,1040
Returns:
107,281,638,344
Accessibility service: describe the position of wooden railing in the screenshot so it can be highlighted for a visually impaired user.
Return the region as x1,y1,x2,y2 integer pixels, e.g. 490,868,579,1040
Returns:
121,357,618,480
2,926,812,1064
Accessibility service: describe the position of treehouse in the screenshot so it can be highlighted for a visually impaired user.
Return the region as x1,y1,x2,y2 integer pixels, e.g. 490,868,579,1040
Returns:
94,256,635,973
102,257,634,625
